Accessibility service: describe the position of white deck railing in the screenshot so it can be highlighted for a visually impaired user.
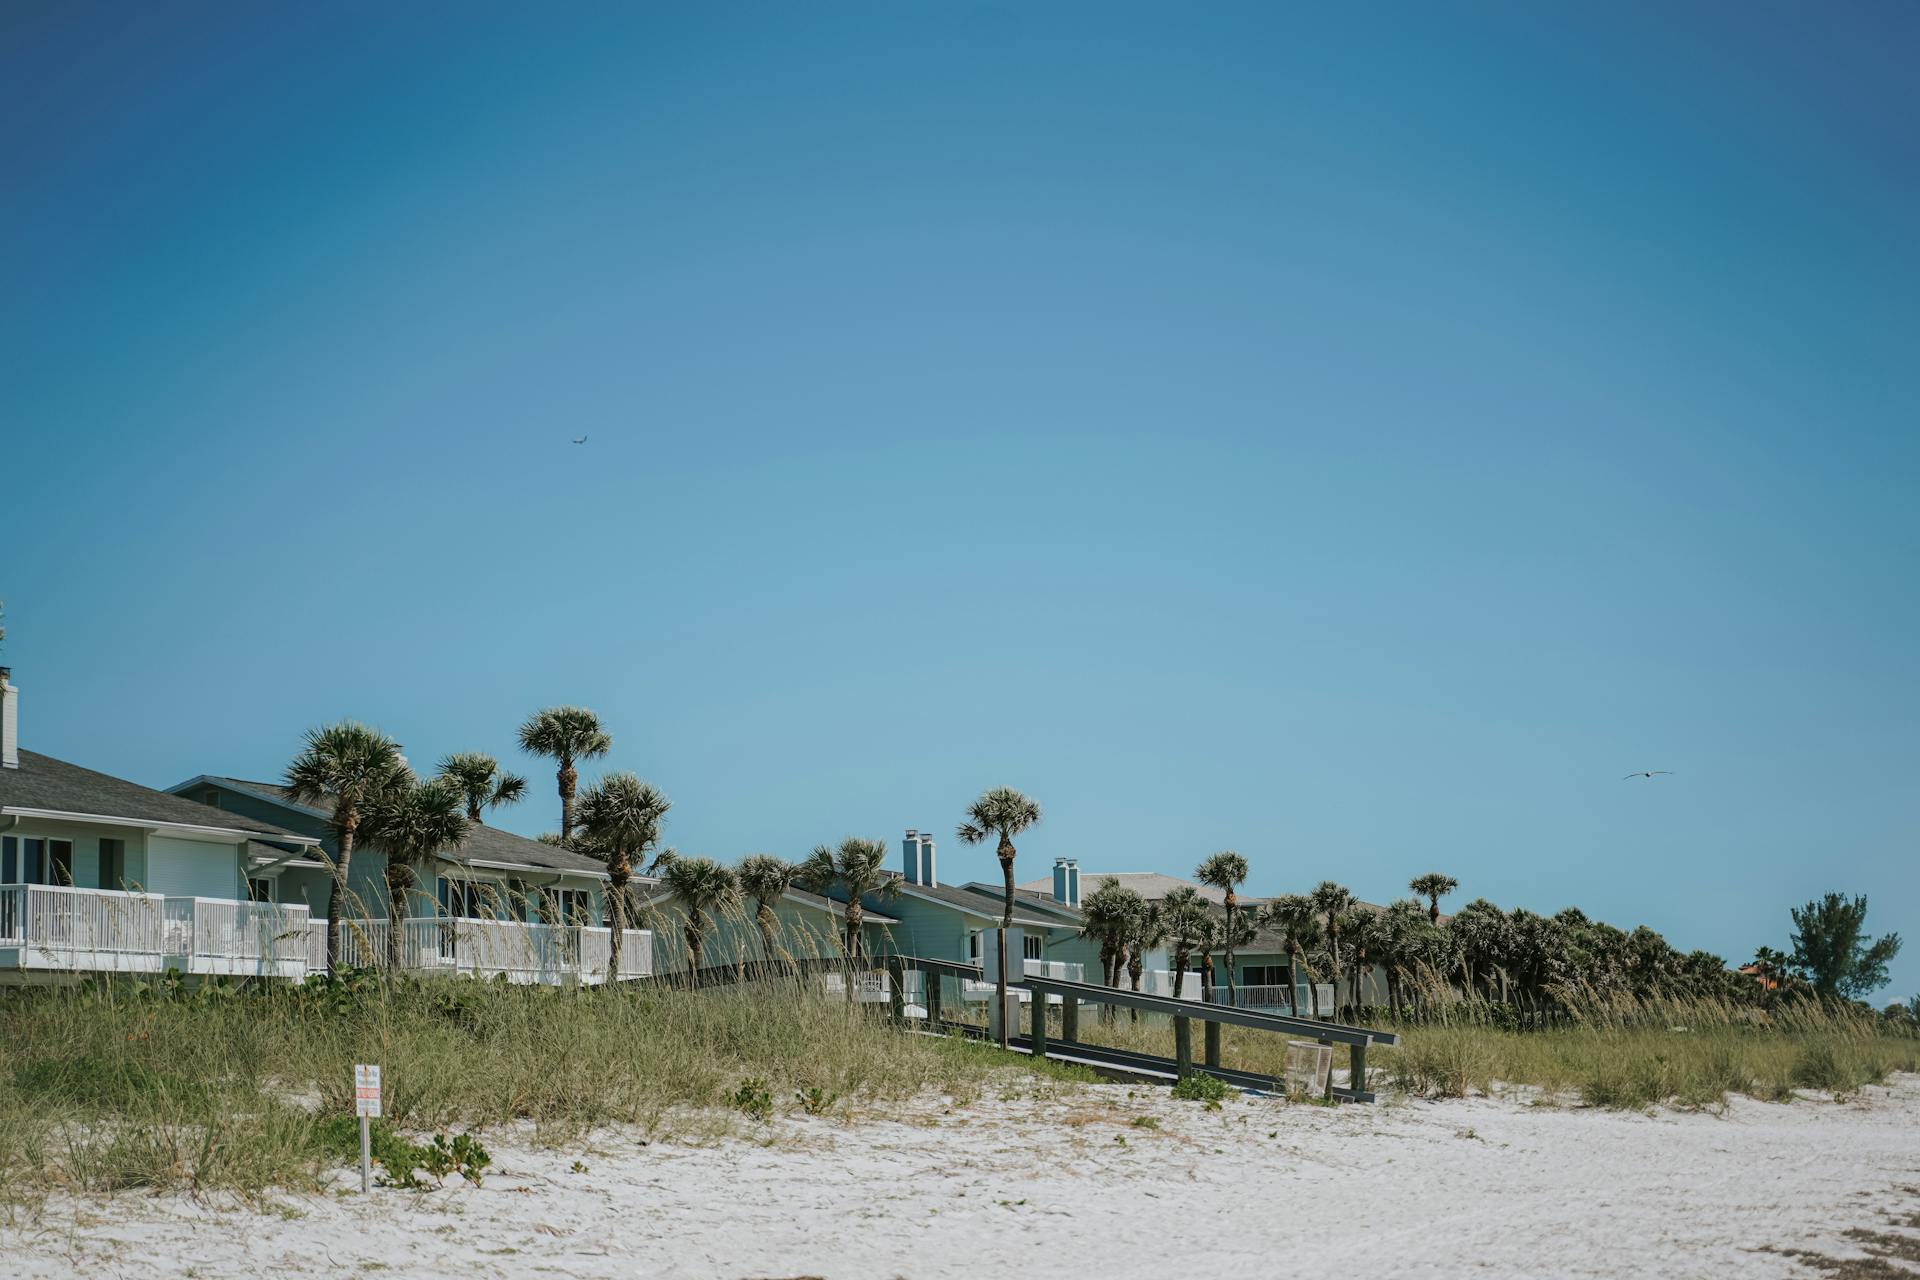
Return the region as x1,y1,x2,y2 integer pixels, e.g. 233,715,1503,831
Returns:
1207,983,1334,1016
0,884,313,976
317,916,652,984
0,883,167,964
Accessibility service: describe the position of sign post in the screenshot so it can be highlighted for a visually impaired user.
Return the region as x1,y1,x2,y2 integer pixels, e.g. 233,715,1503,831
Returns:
354,1064,382,1193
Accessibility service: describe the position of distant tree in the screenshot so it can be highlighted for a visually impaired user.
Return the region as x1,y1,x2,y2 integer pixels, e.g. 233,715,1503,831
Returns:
658,855,737,978
1159,887,1210,999
517,707,611,847
955,787,1043,1049
436,752,529,823
1264,894,1320,1015
1409,873,1458,925
1195,851,1250,1005
360,777,469,969
736,854,796,965
1310,881,1356,1013
285,722,408,974
573,772,670,980
796,838,900,974
1124,901,1167,1022
1789,893,1902,1000
1077,878,1139,993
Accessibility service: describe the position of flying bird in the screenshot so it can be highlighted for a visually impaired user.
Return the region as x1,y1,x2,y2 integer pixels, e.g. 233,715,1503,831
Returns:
1622,771,1673,780
571,435,588,445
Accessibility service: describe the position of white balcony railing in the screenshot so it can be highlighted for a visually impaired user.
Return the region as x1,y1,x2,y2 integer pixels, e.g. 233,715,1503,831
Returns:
961,957,1085,1002
1207,983,1334,1016
0,884,312,976
0,883,167,967
317,916,652,985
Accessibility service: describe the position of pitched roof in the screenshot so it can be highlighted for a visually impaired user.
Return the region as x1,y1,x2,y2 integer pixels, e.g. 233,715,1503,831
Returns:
1017,871,1264,908
640,883,899,926
2,752,314,843
186,776,609,877
869,877,1063,930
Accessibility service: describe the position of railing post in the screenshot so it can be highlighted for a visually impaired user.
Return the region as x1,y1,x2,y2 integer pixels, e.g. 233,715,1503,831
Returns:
1320,1036,1335,1102
1174,1015,1192,1076
1204,1018,1221,1069
925,964,943,1029
1061,994,1079,1045
1350,1041,1367,1098
887,955,906,1024
1030,989,1048,1060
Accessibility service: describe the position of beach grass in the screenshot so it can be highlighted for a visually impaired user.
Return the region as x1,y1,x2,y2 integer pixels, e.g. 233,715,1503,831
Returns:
0,973,1086,1211
1011,985,1920,1109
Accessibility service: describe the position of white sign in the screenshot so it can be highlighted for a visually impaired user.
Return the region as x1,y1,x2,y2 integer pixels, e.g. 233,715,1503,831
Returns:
354,1064,382,1118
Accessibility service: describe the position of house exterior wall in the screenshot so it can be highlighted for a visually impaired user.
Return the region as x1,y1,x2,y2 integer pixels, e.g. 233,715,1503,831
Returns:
143,834,245,899
0,817,150,890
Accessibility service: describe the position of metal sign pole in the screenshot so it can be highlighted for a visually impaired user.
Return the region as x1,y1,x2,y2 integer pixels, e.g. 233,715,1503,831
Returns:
354,1063,381,1192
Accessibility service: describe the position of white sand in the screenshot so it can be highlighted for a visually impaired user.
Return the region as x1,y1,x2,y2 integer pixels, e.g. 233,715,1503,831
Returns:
10,1075,1919,1279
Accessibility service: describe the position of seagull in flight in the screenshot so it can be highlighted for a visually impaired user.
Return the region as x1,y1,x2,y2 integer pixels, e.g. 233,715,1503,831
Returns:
571,435,588,445
1622,771,1673,780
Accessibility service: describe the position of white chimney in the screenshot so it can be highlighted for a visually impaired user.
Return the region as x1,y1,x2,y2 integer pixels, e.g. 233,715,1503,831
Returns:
0,668,17,769
918,831,937,887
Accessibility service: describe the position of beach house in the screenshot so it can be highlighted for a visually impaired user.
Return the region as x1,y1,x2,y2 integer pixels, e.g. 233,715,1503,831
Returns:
0,668,321,982
168,773,651,984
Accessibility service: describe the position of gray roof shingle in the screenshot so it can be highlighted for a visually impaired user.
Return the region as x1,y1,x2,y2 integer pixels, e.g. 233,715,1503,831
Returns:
1,752,311,842
198,776,609,877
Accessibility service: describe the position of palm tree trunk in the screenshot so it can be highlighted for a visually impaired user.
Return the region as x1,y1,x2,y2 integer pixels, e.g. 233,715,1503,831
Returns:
686,924,702,982
1199,949,1214,1003
327,821,356,975
1172,945,1189,999
1224,893,1237,1008
607,866,627,981
995,838,1015,1051
557,760,577,847
383,862,407,971
757,902,778,970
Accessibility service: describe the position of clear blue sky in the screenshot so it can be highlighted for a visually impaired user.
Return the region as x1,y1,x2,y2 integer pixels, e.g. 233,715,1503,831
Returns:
3,3,1915,996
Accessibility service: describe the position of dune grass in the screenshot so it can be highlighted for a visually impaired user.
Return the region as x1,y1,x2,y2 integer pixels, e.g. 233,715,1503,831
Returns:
0,973,1084,1211
996,985,1920,1111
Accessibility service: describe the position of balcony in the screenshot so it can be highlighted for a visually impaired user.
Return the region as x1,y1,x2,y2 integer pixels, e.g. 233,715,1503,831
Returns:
321,916,653,985
961,957,1085,1002
0,884,313,979
1206,983,1335,1016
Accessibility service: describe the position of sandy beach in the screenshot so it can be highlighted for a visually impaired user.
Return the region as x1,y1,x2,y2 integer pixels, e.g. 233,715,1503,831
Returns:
10,1073,1918,1279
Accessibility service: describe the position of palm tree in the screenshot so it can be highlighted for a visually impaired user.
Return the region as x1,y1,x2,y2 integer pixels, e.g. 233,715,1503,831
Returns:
1310,880,1356,1015
1264,893,1319,1015
1077,878,1137,998
1195,851,1250,1006
736,854,795,967
658,855,737,979
1159,887,1209,999
955,786,1043,1049
572,772,670,980
516,707,612,847
1409,872,1459,925
285,722,408,974
436,752,529,823
795,838,901,978
1124,901,1167,1021
1192,912,1222,1004
359,777,470,969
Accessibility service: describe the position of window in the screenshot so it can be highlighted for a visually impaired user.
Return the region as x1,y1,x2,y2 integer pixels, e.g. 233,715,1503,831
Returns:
1243,964,1289,987
549,888,592,926
48,841,73,886
437,878,503,919
246,878,273,903
1023,934,1043,961
21,838,43,884
1,836,15,884
967,930,981,962
99,839,125,890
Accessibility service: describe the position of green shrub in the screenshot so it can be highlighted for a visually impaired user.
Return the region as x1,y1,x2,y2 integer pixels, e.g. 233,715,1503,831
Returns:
1170,1072,1232,1109
730,1078,774,1124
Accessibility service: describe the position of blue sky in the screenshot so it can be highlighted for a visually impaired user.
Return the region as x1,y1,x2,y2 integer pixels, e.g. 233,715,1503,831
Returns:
3,3,1915,995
